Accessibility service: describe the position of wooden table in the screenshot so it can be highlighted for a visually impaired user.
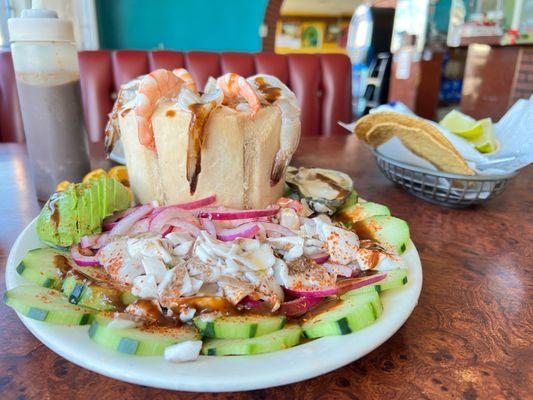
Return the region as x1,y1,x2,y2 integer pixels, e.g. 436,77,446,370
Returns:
0,136,531,399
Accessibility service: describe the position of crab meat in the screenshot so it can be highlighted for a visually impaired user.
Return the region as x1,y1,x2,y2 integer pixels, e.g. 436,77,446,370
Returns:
157,263,204,308
125,299,163,324
355,240,403,271
273,257,336,291
251,273,284,311
315,218,360,265
267,236,304,261
97,240,144,285
217,276,255,305
126,234,174,265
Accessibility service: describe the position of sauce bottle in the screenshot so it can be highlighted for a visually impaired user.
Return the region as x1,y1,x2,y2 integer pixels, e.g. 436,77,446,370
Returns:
8,1,91,201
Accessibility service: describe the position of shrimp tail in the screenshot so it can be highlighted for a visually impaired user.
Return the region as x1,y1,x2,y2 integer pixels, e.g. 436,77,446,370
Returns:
104,115,119,156
270,150,289,186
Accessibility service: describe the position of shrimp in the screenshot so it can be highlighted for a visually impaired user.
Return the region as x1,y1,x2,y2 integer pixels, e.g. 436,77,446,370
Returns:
247,74,301,186
104,76,142,155
172,68,198,93
136,69,186,150
203,76,217,93
216,73,261,117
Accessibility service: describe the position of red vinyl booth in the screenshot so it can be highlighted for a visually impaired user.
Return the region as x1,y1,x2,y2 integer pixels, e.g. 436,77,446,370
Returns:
0,50,352,143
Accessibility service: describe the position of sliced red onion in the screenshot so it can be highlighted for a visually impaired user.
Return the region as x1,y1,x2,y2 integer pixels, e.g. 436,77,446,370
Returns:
284,273,388,298
95,232,110,249
102,202,157,231
163,219,202,237
279,296,323,317
150,207,198,232
79,234,99,249
152,195,217,217
309,252,330,264
70,244,100,267
239,296,262,309
217,222,260,241
129,218,150,234
102,208,135,230
260,222,296,237
284,286,338,298
162,225,173,237
226,216,269,228
102,221,117,231
335,273,388,294
197,205,280,220
201,218,217,237
109,203,154,236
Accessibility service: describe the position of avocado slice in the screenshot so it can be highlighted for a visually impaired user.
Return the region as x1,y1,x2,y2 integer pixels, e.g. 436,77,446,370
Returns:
102,175,113,217
55,185,80,246
352,216,410,254
335,202,390,226
112,177,131,212
85,180,100,233
76,185,92,236
36,175,132,247
36,194,62,246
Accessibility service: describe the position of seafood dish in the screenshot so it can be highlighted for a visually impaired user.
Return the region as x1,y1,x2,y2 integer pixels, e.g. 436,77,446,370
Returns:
4,69,412,364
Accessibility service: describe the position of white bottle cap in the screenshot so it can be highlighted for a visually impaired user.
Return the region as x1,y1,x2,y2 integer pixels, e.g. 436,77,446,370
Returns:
8,0,74,43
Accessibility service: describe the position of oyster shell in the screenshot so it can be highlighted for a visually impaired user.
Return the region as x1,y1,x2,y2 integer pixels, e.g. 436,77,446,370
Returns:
285,166,353,215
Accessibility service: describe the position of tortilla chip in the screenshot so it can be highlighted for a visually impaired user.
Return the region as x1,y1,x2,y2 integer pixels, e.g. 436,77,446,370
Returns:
355,112,458,154
365,122,475,176
364,122,396,147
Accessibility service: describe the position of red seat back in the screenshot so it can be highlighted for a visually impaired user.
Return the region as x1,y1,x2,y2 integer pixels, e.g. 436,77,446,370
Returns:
0,51,24,143
0,50,352,142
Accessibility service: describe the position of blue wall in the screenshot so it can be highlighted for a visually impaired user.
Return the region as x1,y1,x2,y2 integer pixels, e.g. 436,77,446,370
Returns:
96,0,268,52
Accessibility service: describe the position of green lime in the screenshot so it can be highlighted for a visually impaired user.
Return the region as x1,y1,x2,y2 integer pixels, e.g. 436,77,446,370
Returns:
439,110,483,139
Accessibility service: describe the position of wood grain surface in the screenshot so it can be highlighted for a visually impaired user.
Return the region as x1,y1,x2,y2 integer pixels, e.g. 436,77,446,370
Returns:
0,136,531,400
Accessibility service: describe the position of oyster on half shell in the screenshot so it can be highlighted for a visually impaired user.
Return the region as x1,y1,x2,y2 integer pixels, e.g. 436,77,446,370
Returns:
285,166,354,215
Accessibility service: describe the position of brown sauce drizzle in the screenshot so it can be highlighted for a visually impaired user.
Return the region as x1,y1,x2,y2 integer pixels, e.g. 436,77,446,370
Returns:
48,192,62,233
53,254,72,278
254,77,281,103
186,101,217,195
315,173,350,200
299,298,341,323
126,299,174,325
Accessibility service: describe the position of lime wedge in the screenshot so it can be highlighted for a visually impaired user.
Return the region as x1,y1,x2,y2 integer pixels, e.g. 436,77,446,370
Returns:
473,118,498,154
439,110,483,139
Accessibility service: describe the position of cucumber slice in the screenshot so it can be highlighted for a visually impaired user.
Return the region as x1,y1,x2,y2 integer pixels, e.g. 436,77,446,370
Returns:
194,314,286,339
343,269,408,298
202,324,301,356
353,216,410,254
301,292,382,338
61,274,121,311
89,312,200,356
16,248,70,289
4,285,95,325
120,291,139,305
335,202,391,225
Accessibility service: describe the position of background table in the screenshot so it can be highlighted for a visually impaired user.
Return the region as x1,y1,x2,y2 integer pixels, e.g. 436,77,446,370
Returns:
0,136,531,399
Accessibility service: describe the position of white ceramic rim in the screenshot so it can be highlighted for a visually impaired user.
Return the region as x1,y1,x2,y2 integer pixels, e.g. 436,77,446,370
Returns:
5,218,422,392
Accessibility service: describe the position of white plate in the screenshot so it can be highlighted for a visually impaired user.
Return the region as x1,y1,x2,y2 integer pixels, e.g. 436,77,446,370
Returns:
5,218,422,392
